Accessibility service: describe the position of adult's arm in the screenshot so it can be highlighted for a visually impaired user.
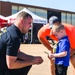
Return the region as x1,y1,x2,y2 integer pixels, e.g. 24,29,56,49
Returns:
70,48,75,56
17,50,35,61
38,35,53,51
37,24,53,52
6,53,43,69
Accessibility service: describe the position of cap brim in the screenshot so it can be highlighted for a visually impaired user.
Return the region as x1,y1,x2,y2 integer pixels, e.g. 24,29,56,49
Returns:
49,24,53,28
50,25,56,35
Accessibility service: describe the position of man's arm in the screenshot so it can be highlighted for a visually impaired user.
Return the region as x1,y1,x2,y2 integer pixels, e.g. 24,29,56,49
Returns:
70,48,75,57
37,25,53,52
17,51,35,61
38,36,53,52
6,51,43,69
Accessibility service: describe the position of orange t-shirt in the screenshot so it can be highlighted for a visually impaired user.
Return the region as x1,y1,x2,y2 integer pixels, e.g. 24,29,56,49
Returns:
38,23,75,49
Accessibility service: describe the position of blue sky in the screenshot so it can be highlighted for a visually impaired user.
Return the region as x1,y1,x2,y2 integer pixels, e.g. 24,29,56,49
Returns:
2,0,75,12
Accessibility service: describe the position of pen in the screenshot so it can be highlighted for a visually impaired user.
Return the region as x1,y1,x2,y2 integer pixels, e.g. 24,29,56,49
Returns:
44,51,48,55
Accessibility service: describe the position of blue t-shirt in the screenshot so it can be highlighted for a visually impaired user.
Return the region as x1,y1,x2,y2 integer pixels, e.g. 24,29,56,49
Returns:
55,36,70,66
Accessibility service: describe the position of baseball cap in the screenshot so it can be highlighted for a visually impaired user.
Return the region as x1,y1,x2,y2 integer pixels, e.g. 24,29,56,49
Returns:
49,16,59,28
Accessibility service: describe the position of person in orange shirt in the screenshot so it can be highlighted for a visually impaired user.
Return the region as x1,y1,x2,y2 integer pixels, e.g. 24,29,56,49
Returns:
38,16,75,75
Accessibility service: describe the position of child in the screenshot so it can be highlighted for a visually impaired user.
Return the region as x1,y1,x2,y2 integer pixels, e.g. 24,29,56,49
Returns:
48,24,70,75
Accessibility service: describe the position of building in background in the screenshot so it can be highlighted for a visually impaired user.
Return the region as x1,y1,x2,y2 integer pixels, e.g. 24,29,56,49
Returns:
0,1,75,25
0,1,75,44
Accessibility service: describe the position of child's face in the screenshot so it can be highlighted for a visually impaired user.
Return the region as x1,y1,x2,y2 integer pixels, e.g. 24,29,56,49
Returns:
53,30,64,39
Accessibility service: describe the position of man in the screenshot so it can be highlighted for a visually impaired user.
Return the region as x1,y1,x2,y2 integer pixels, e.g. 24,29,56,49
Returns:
38,16,75,75
0,11,43,75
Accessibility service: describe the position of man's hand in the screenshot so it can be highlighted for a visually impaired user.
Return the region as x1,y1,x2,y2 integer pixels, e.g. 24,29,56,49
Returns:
31,56,43,65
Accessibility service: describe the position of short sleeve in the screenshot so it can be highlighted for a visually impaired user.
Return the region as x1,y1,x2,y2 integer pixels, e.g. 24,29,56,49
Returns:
6,33,20,56
59,40,70,52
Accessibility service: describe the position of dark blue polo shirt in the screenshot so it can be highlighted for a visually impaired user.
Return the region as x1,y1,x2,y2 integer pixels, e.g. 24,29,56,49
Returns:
0,24,23,70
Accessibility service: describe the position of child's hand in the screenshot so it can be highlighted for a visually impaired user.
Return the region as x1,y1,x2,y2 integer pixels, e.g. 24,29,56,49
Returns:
44,51,54,59
48,52,54,59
